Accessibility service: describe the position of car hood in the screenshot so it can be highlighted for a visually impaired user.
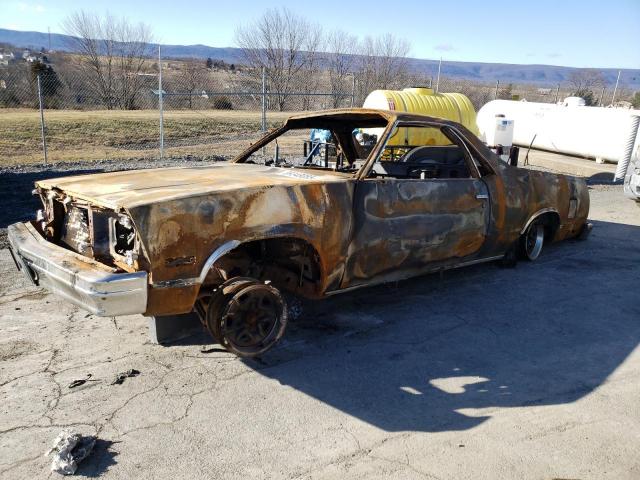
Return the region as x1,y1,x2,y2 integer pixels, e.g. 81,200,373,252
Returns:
36,163,350,209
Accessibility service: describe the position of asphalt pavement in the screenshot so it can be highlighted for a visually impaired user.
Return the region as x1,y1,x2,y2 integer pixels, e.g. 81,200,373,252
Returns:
0,182,638,479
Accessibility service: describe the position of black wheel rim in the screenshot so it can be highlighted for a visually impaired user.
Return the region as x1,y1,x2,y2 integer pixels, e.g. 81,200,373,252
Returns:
221,286,284,351
206,277,257,341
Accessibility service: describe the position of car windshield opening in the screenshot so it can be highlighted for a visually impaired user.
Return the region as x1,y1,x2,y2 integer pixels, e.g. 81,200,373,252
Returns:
234,114,389,173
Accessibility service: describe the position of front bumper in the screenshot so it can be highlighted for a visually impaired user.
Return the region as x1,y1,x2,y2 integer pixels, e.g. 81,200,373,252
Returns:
7,221,148,316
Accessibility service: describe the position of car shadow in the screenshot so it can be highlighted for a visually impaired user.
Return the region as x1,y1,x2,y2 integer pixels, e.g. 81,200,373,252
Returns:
238,219,640,433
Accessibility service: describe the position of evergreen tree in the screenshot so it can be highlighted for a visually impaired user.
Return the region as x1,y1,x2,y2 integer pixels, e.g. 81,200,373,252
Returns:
30,61,61,100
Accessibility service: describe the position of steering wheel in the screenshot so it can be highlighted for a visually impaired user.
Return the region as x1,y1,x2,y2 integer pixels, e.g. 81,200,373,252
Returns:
408,166,438,179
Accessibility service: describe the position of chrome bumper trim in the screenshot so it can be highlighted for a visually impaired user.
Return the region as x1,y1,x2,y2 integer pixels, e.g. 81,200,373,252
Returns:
7,221,148,316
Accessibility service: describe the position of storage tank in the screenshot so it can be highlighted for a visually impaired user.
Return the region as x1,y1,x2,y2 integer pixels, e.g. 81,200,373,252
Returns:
477,99,640,163
363,88,479,146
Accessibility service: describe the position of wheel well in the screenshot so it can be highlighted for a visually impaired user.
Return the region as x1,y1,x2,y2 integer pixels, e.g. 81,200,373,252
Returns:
202,237,323,298
529,211,561,242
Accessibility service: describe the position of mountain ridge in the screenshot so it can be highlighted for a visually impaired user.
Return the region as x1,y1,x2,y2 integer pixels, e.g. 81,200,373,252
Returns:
1,28,638,88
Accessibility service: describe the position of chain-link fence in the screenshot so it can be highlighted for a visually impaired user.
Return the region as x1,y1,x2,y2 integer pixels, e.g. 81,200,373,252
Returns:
0,53,628,167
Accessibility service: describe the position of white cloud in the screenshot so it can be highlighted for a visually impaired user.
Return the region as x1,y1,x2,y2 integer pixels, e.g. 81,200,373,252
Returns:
15,2,45,14
435,43,455,52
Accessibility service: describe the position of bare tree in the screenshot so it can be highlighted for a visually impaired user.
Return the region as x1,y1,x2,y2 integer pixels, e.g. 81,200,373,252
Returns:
373,33,411,89
63,11,153,109
327,30,357,108
355,34,411,104
235,7,320,111
179,60,207,109
567,69,607,105
568,69,607,91
296,24,324,110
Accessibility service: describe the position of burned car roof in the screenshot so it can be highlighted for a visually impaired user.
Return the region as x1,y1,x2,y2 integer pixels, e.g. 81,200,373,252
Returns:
283,108,463,129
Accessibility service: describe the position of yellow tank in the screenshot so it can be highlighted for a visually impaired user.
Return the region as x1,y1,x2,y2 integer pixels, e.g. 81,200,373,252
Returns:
363,87,479,146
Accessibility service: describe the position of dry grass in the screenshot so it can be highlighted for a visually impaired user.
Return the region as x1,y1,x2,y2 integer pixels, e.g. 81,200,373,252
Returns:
0,109,292,165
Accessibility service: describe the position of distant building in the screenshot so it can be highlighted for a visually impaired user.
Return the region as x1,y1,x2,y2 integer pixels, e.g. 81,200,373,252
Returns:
0,51,15,66
537,88,552,95
19,49,47,63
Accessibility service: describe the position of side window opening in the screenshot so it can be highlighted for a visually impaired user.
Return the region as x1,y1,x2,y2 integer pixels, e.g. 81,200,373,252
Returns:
368,124,478,180
446,126,496,177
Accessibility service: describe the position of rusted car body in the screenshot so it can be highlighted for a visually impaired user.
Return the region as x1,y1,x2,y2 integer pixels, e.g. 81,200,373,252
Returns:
8,109,590,356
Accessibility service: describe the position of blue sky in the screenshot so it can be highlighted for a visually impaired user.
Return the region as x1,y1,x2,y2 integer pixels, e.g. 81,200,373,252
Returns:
1,0,639,69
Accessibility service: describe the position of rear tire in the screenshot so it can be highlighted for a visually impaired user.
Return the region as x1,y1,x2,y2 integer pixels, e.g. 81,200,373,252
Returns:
499,241,519,268
520,221,545,261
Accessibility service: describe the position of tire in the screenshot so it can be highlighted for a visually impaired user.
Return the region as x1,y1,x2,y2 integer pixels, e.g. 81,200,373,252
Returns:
575,222,593,241
499,241,518,268
520,221,545,261
217,282,288,357
205,277,259,342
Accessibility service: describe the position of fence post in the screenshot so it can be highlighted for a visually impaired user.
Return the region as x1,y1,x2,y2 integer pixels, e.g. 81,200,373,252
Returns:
36,74,48,165
350,74,356,107
158,46,164,160
261,67,267,132
494,80,499,100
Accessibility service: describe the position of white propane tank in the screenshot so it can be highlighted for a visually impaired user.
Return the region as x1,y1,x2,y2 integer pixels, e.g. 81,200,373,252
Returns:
477,99,640,163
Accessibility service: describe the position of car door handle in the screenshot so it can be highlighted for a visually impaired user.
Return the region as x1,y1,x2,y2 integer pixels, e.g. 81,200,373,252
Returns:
476,194,489,200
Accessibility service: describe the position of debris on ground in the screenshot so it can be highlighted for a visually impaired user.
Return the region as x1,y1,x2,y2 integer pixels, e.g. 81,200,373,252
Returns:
111,368,140,385
68,374,97,389
45,429,96,475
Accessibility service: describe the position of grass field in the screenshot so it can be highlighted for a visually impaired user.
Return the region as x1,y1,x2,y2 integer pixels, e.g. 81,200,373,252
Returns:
0,109,292,165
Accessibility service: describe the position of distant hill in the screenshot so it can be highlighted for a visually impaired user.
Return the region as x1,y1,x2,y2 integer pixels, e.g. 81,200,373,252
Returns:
1,28,638,88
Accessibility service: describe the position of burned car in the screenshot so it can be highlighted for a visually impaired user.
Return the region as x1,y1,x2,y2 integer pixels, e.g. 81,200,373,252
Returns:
8,109,590,357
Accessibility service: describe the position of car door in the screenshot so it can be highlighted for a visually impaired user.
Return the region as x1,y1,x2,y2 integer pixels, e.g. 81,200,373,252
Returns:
341,123,490,288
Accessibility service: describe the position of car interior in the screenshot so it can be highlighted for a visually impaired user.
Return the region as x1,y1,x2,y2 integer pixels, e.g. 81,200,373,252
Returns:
368,124,477,180
236,113,493,180
372,145,472,179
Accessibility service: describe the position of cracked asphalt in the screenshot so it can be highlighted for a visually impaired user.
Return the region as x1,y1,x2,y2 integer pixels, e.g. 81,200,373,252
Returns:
0,184,639,479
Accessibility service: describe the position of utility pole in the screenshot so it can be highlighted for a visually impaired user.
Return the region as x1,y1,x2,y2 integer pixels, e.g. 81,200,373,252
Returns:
611,70,621,105
554,84,560,103
494,80,500,100
435,57,442,93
